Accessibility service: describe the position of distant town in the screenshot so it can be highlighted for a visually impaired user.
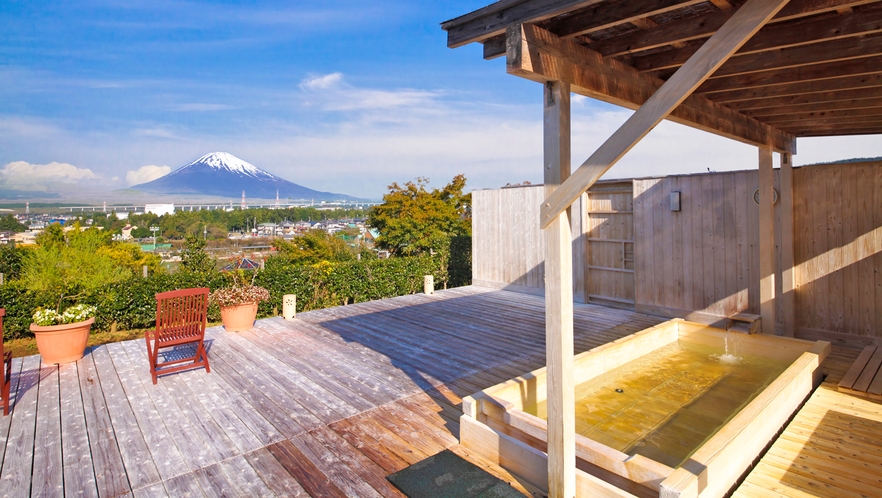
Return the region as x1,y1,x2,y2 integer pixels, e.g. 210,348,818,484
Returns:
0,198,387,269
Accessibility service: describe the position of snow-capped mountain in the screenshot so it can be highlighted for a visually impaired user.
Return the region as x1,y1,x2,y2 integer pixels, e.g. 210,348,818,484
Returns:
128,152,359,201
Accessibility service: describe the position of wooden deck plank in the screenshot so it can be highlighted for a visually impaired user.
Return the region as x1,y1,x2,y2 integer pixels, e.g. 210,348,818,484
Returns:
308,425,406,498
192,462,241,498
328,418,410,474
110,339,239,468
266,440,348,498
243,447,309,498
77,351,131,497
58,362,99,498
0,355,41,496
102,342,192,478
216,455,274,498
288,431,383,498
162,473,206,498
0,357,23,475
32,365,63,497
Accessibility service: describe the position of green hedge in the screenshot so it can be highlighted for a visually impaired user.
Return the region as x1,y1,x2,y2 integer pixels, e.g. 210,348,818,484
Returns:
0,251,468,341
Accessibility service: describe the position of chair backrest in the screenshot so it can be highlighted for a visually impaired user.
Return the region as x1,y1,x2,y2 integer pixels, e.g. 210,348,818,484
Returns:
153,288,209,345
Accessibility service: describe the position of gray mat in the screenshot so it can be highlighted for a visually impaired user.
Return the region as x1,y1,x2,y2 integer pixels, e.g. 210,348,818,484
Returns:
386,449,525,498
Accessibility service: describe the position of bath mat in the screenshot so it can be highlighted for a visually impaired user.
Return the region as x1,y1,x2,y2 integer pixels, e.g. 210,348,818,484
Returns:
386,449,524,498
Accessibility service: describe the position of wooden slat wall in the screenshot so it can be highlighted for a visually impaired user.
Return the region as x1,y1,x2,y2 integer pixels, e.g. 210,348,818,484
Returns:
473,162,882,346
633,170,783,323
793,162,882,346
471,185,589,302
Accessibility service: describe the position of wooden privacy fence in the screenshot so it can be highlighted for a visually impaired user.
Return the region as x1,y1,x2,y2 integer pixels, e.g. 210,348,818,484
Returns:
471,160,882,347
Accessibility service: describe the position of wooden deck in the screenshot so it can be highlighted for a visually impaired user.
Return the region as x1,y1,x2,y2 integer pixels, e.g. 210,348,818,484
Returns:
0,286,665,497
0,285,878,497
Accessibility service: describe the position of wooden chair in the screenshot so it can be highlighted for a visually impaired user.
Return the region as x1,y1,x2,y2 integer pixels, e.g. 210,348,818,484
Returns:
147,288,210,384
0,309,12,415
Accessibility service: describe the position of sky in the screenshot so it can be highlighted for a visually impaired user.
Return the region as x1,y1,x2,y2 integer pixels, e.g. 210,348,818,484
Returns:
1,0,881,201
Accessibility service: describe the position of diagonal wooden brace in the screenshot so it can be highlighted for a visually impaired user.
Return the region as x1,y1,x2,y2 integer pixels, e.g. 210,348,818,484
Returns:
539,0,792,229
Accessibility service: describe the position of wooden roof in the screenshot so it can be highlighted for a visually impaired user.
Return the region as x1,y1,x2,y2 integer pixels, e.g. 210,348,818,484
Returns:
442,0,882,146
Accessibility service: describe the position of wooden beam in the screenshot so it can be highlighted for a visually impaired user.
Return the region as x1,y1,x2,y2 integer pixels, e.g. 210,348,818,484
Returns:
794,127,882,136
724,86,882,111
442,0,605,48
759,144,776,334
773,116,882,130
779,152,796,337
743,96,882,117
650,34,882,80
543,80,575,498
629,8,882,72
761,106,882,123
697,55,882,94
589,0,877,57
507,24,794,151
707,73,882,103
536,0,792,229
483,35,507,60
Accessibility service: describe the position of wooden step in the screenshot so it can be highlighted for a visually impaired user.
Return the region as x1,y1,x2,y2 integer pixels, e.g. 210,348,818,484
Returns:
838,345,882,400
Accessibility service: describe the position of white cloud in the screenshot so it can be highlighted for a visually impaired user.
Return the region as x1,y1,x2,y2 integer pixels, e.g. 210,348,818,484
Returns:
300,73,343,90
126,165,171,186
298,72,441,111
0,160,98,190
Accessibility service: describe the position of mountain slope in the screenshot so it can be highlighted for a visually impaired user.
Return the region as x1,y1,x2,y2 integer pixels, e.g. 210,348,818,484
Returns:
129,152,359,200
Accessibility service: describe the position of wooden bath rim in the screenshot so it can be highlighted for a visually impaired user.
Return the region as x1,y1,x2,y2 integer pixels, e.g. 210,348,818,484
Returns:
459,318,830,498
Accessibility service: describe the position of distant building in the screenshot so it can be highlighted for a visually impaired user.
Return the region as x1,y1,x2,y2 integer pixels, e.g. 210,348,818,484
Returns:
145,204,175,216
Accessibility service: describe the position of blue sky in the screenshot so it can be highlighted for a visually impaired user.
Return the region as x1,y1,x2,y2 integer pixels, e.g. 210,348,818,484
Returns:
2,0,880,200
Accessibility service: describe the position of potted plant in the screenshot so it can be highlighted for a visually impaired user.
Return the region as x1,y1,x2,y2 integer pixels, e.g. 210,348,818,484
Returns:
211,268,270,332
29,304,97,364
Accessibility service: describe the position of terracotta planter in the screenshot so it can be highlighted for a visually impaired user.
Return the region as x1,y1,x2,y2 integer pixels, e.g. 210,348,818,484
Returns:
30,317,94,364
220,302,258,332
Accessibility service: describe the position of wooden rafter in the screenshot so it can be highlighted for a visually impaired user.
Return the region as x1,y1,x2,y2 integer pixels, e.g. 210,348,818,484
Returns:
724,86,882,111
541,0,705,39
696,54,882,93
629,8,882,72
708,73,882,102
588,0,877,57
536,0,792,229
650,34,882,79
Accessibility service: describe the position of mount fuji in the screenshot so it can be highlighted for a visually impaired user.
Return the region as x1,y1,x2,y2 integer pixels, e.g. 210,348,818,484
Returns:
128,152,360,201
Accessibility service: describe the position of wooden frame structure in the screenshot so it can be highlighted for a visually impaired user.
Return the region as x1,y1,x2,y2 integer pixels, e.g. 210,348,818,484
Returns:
147,287,211,385
443,1,882,495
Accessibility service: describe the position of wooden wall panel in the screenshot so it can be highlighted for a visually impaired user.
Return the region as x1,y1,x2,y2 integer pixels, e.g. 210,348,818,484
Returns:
633,170,771,321
471,185,588,300
792,161,882,347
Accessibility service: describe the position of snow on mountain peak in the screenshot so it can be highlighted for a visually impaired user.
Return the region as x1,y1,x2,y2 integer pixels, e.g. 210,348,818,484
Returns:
183,152,275,179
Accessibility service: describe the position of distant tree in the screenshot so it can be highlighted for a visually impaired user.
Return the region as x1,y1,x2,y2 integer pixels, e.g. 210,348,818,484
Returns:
23,224,131,312
97,242,164,275
131,226,151,239
0,215,27,232
272,230,355,265
368,175,471,256
179,235,216,274
0,244,25,280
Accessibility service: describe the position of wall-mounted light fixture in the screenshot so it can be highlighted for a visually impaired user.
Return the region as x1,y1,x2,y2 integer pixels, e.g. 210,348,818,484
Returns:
670,191,681,212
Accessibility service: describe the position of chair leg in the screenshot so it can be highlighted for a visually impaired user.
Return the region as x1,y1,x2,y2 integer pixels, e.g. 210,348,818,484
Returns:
3,353,11,416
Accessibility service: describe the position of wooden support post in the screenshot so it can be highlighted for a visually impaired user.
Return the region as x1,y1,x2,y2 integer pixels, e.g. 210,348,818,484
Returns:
759,145,777,334
538,0,792,229
544,80,575,498
142,265,148,278
779,152,796,337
